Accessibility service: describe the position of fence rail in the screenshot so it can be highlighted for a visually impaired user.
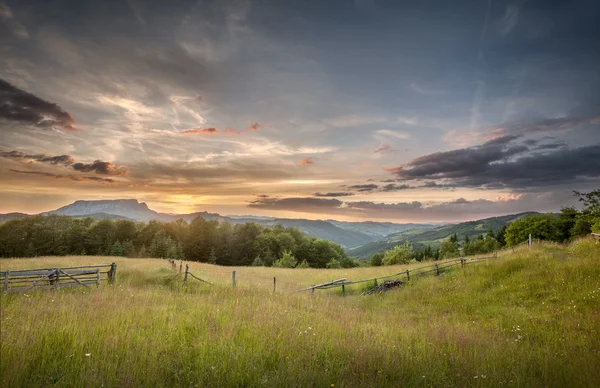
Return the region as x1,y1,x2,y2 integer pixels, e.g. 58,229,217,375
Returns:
1,263,116,293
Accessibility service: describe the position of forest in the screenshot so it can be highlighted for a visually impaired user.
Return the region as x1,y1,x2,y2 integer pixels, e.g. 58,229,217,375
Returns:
0,215,361,268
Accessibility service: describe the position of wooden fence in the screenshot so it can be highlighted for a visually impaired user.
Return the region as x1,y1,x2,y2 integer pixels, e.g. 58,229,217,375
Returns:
1,263,117,293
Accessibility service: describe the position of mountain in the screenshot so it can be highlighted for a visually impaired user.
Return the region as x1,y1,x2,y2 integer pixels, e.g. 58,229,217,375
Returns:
347,212,539,258
0,212,29,223
327,220,434,239
5,199,537,251
30,199,377,248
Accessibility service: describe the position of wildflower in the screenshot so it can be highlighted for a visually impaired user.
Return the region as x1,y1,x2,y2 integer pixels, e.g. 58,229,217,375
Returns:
85,353,91,357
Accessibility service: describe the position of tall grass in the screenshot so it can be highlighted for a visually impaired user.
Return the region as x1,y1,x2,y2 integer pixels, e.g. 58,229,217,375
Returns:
1,238,599,387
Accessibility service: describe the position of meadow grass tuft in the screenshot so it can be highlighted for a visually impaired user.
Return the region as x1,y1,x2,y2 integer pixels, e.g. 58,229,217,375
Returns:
1,238,599,387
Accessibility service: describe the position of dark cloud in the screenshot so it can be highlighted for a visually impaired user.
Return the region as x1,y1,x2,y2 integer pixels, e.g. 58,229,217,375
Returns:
387,136,600,189
380,183,411,192
533,142,567,151
244,194,565,222
9,169,117,184
256,194,270,198
0,78,75,130
491,116,600,136
71,160,128,176
248,197,342,211
0,150,74,165
314,192,354,197
386,135,527,181
348,184,378,192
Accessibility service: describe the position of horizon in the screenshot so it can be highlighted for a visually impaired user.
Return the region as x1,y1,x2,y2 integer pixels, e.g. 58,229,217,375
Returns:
1,0,599,223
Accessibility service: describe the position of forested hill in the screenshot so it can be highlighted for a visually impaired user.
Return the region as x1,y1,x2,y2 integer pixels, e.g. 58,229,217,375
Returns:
348,212,538,258
0,214,358,268
0,199,434,248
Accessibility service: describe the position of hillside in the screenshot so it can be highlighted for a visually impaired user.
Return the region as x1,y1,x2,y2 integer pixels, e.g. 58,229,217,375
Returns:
348,211,538,258
1,239,598,387
13,199,425,248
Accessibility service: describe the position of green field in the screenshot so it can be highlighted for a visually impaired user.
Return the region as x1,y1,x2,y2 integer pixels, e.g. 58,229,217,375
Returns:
1,238,599,387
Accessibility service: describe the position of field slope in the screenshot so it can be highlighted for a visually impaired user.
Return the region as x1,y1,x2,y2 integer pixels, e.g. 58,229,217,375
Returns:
1,238,599,387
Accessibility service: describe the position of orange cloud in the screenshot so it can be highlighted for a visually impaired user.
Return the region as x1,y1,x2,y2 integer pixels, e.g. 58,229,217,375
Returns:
300,157,314,166
225,127,243,135
249,122,263,131
180,127,219,135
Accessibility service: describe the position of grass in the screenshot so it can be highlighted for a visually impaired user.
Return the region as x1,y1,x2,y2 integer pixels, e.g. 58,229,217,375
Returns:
1,238,599,387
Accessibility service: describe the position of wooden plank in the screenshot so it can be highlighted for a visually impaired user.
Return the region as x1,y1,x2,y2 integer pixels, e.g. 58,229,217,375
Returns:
58,269,91,289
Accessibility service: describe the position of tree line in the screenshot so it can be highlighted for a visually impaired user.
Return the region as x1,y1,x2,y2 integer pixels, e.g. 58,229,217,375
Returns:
370,190,600,266
0,215,360,268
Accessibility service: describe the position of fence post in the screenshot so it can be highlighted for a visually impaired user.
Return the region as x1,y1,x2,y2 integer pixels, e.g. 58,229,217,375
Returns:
461,259,465,268
406,269,410,281
435,264,440,276
179,261,183,274
54,268,60,288
4,270,9,292
342,283,345,296
529,233,532,250
96,268,100,287
184,265,189,283
273,277,276,294
108,262,117,284
312,285,315,294
232,270,236,288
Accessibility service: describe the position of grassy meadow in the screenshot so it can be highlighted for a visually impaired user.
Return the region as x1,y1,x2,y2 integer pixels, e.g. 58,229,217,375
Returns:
1,239,599,387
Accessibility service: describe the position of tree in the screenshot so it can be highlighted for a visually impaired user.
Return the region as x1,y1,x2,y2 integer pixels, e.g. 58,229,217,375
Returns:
574,189,600,217
296,259,310,268
504,214,561,246
370,252,384,266
570,218,592,238
273,250,297,268
382,242,413,265
439,240,459,259
496,225,507,247
557,207,580,242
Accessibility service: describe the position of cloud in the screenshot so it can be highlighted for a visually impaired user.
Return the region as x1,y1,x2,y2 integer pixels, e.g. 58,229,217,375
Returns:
0,4,28,39
386,135,600,189
348,184,378,192
180,127,219,135
314,192,354,197
386,135,525,180
244,193,572,222
380,183,411,192
0,78,75,130
71,160,128,176
373,143,392,153
1,149,129,178
0,150,74,165
248,197,343,211
9,169,118,184
375,130,411,139
300,157,314,166
248,122,262,131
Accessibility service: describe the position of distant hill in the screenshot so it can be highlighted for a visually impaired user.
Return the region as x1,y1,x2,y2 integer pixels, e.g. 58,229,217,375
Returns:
3,199,541,252
8,199,401,248
327,220,434,238
0,212,29,223
347,212,539,258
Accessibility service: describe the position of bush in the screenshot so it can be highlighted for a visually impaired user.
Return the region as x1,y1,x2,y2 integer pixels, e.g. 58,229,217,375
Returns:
370,252,383,266
272,251,297,268
326,258,342,269
382,242,413,265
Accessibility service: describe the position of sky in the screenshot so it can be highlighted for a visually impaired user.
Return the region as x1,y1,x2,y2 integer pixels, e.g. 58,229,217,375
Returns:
0,0,599,223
